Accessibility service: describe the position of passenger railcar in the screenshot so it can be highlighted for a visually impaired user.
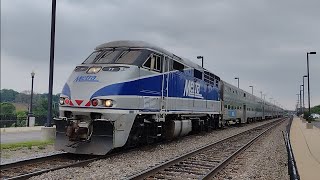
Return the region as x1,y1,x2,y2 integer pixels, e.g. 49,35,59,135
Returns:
55,40,283,155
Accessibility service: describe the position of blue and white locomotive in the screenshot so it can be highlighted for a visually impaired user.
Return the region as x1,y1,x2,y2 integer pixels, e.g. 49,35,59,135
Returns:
55,40,283,155
55,41,222,155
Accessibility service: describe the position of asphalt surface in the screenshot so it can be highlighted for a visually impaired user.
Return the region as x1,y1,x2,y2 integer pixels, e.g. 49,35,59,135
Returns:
312,119,320,128
0,131,42,144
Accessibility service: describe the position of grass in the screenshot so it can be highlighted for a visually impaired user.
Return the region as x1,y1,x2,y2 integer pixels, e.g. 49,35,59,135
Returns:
0,139,54,150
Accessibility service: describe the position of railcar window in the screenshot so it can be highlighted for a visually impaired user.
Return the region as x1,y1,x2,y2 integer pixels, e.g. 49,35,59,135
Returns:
116,50,142,64
95,50,120,64
173,60,184,71
83,51,104,64
194,69,202,79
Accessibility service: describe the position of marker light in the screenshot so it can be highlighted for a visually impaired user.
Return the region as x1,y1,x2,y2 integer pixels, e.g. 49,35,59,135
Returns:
105,99,113,107
91,99,99,106
59,98,65,105
64,98,70,105
87,66,102,74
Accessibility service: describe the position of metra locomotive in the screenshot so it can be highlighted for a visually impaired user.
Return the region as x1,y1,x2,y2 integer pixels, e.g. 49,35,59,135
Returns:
55,40,283,155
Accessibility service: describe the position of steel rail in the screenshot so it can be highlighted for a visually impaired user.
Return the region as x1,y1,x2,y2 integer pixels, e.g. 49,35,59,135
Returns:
126,118,286,180
0,152,67,170
0,153,101,180
1,143,154,180
200,118,285,179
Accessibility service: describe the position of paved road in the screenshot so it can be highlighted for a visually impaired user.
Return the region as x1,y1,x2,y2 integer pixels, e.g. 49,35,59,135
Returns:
0,131,42,144
312,119,320,128
313,121,320,128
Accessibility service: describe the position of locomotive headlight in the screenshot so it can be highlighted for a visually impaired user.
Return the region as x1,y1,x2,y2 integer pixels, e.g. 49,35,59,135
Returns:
87,66,102,74
59,98,65,105
104,99,113,107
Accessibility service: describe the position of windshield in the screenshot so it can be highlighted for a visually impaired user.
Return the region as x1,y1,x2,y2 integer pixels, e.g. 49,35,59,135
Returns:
115,51,142,64
82,51,104,64
82,49,143,65
94,50,121,64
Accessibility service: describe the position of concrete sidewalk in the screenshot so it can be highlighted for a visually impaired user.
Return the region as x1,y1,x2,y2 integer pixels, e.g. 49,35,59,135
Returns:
290,117,320,180
0,131,43,144
0,126,44,144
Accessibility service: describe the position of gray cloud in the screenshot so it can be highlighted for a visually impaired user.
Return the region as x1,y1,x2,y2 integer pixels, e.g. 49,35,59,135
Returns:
1,0,320,110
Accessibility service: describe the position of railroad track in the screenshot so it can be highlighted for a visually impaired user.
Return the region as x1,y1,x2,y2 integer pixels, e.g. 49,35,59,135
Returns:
0,153,101,180
0,141,161,180
126,118,287,180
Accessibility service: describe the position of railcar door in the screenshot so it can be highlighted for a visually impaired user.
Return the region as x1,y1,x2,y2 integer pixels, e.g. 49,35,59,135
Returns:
139,54,163,111
243,104,247,123
161,56,170,113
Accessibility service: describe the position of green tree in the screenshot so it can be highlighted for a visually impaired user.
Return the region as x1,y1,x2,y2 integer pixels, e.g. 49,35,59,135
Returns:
0,102,16,116
0,89,19,102
16,111,27,127
14,92,30,104
16,110,27,120
33,98,48,117
311,105,320,114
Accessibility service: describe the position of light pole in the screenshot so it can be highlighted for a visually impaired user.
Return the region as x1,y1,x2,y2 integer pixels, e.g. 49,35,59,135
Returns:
303,75,307,109
28,71,35,127
297,94,300,115
300,85,303,112
47,0,57,127
234,77,239,88
197,56,204,68
249,86,253,95
306,51,316,118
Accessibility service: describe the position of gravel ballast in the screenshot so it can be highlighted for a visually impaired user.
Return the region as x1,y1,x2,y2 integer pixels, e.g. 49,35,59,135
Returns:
0,145,60,165
215,119,289,180
29,119,287,180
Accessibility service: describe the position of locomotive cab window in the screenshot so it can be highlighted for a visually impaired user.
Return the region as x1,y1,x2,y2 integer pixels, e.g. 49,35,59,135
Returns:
95,50,121,64
142,54,162,72
83,50,104,64
115,50,142,64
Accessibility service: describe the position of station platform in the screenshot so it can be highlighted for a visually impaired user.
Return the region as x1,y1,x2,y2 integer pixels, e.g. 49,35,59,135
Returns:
290,117,320,180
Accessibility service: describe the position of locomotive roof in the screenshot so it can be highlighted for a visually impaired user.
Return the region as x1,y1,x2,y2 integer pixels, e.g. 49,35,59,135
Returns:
95,40,204,71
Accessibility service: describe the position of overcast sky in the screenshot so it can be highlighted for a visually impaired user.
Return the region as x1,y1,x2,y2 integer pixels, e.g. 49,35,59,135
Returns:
1,0,320,110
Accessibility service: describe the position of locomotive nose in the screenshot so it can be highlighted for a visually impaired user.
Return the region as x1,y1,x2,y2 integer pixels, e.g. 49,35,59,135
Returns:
55,119,114,155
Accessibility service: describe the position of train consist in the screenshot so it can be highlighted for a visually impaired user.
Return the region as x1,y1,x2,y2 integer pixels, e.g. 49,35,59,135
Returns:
55,40,283,155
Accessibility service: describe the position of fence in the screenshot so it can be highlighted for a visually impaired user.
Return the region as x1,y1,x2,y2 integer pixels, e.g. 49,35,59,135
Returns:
282,115,300,180
0,115,52,127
